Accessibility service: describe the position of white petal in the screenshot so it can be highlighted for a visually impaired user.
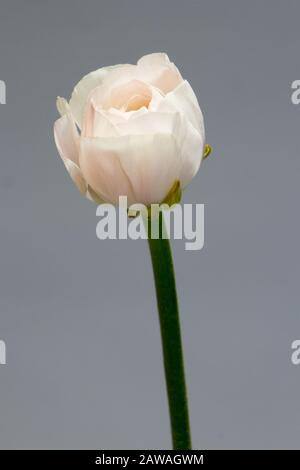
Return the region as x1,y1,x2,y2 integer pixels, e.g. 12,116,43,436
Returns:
137,52,173,67
79,133,181,206
69,64,129,128
115,111,181,137
83,106,149,135
82,100,119,138
79,137,136,205
112,108,203,190
54,114,79,165
108,134,179,205
137,53,183,94
156,80,205,136
64,159,88,195
82,82,159,137
86,74,148,112
54,115,88,195
56,96,69,116
178,121,204,188
119,133,181,205
107,106,148,123
91,110,120,138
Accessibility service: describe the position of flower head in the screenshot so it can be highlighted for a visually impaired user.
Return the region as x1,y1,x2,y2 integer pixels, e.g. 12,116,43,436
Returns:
54,53,205,206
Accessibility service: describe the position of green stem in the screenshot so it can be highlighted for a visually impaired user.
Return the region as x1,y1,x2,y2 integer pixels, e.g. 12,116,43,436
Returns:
146,213,192,450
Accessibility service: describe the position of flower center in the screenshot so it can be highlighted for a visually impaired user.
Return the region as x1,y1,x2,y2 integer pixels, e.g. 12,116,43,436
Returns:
109,80,152,112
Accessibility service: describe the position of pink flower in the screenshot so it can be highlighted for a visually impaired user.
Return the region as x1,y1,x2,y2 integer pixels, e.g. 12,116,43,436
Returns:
54,53,205,206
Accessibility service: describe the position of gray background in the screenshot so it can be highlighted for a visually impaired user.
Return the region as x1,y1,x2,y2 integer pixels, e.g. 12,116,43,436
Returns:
0,0,299,450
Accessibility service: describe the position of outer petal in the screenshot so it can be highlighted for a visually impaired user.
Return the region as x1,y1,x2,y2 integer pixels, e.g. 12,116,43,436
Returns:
138,52,173,67
56,96,70,116
115,109,203,190
178,121,204,188
54,114,87,195
137,52,183,94
82,100,119,138
69,64,129,128
156,80,204,136
107,94,204,190
79,133,181,206
62,159,88,196
79,137,136,205
118,133,181,205
54,114,79,165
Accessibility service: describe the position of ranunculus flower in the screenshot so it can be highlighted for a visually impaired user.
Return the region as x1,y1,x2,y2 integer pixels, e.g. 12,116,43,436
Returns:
54,53,205,206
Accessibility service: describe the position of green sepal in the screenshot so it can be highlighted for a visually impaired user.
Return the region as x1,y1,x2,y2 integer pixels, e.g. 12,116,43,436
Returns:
203,144,212,160
161,179,182,206
87,186,106,205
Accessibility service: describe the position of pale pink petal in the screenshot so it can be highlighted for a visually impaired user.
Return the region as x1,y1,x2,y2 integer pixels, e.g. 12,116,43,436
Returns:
87,65,138,110
69,64,130,127
82,80,163,136
82,100,119,138
115,111,181,137
79,138,136,205
79,134,181,206
156,80,204,136
56,96,70,116
54,114,80,165
63,159,88,195
112,108,203,190
88,77,150,111
119,133,181,205
137,52,174,67
83,104,149,136
54,115,88,195
107,106,149,123
178,121,204,188
137,53,183,94
110,80,152,111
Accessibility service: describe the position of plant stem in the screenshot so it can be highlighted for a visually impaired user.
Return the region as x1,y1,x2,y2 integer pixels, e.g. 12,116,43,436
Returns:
146,213,192,450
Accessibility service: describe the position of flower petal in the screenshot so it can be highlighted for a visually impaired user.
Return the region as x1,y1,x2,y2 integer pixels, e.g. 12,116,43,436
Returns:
118,133,181,205
63,159,88,195
69,64,129,128
137,52,173,67
82,80,164,137
79,133,181,206
56,96,70,116
115,111,181,137
54,114,79,165
178,121,204,188
156,80,204,136
79,137,136,205
106,106,149,124
54,114,88,195
82,100,119,138
81,133,180,206
137,53,183,94
113,109,203,190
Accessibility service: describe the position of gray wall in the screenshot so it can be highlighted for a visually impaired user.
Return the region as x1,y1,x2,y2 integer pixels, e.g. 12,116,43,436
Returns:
0,0,299,449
